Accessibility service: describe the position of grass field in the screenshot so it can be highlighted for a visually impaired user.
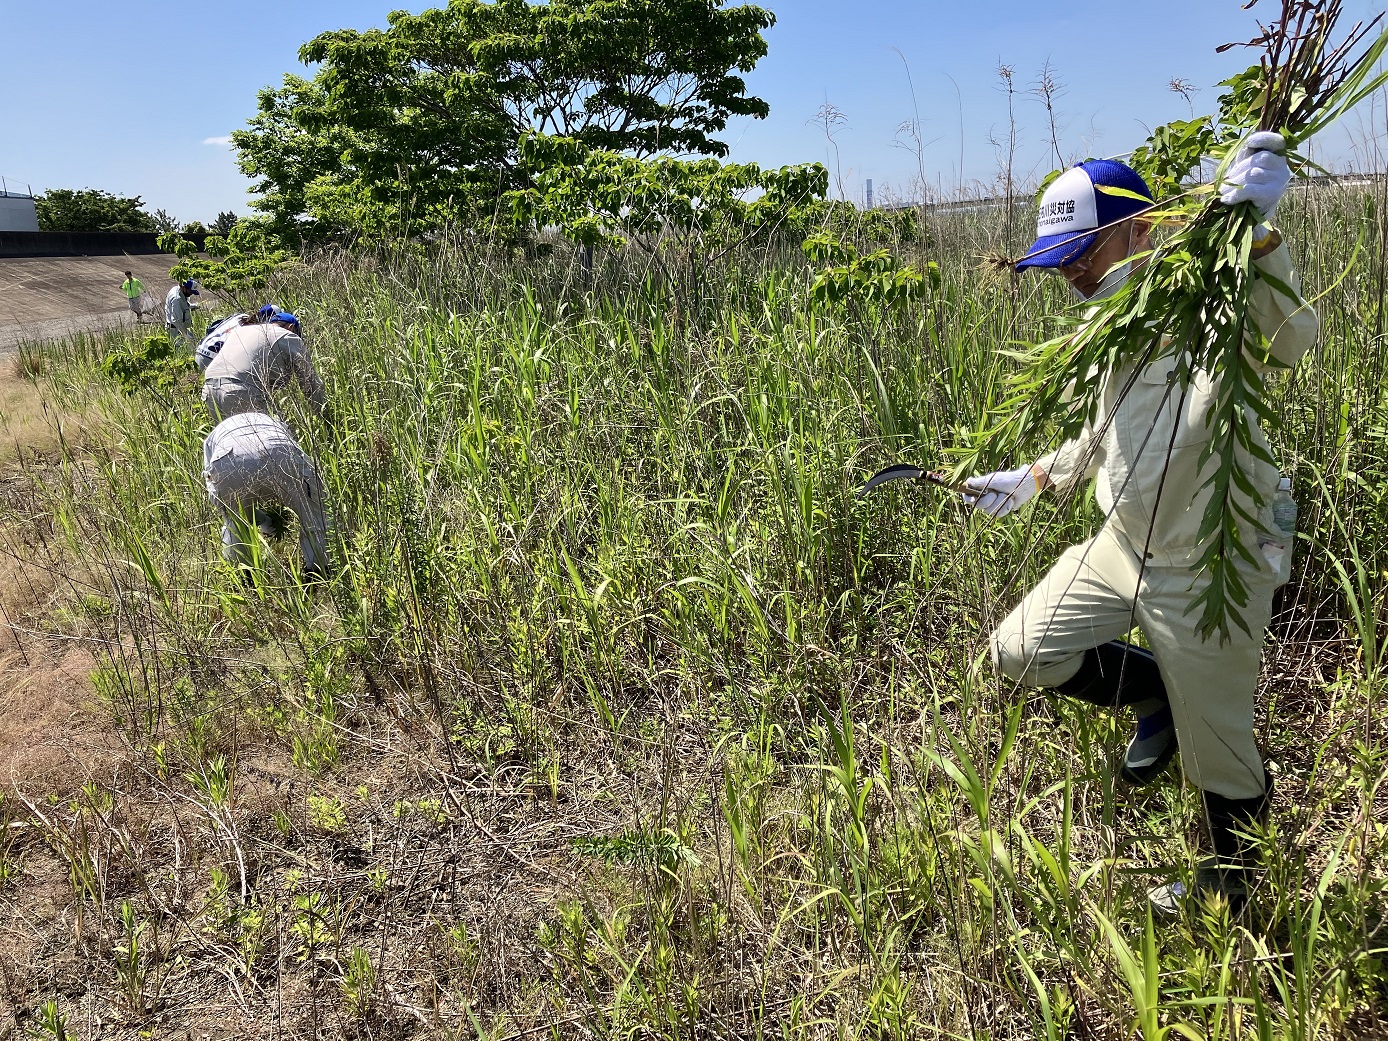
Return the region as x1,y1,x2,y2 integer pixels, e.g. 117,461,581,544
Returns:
0,181,1385,1039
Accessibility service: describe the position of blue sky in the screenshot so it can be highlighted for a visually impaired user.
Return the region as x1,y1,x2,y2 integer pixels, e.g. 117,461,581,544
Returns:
1,0,1383,222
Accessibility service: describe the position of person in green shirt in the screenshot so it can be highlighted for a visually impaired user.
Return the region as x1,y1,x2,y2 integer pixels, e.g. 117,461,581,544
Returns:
121,271,147,323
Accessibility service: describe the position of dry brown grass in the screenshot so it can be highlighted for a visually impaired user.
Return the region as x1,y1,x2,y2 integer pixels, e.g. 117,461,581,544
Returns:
0,357,91,471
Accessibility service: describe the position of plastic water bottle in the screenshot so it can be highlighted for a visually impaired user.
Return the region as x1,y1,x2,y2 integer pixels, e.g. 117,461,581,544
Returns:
1266,476,1296,586
1271,477,1297,538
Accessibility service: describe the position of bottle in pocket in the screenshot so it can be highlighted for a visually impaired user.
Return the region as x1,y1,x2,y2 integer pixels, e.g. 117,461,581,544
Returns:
1262,476,1297,586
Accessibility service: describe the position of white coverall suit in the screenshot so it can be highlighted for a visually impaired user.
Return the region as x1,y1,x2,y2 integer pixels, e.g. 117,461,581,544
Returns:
202,412,328,574
165,286,195,346
991,242,1319,801
201,322,326,421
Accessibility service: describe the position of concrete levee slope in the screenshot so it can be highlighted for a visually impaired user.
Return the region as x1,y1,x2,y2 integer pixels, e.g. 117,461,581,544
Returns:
0,253,180,353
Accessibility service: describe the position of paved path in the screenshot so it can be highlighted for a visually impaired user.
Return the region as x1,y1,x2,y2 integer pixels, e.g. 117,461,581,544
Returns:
0,254,178,355
0,310,151,353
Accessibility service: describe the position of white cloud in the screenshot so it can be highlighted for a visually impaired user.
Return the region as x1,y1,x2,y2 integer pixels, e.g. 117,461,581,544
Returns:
203,135,233,146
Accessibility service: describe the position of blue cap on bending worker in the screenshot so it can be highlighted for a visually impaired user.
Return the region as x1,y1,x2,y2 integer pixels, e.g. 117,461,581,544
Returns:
271,311,302,335
1015,159,1154,271
180,278,200,295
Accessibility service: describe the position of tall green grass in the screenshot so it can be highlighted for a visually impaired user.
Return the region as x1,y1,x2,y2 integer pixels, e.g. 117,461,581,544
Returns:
1,181,1386,1037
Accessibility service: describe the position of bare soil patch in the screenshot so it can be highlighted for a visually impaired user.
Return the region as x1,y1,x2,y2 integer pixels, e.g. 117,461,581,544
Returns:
0,643,108,795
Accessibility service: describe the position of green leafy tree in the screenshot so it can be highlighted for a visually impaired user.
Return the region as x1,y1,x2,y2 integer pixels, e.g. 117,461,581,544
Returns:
34,189,156,233
511,134,827,254
233,0,775,240
212,211,239,236
151,208,181,236
159,222,293,310
233,76,360,242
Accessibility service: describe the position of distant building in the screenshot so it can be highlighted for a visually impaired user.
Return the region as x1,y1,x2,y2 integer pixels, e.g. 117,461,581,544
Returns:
0,179,39,232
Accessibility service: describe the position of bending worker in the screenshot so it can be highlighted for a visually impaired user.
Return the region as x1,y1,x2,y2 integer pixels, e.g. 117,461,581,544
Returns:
195,313,247,373
962,134,1317,913
194,306,282,372
203,411,329,579
165,279,200,346
201,310,326,421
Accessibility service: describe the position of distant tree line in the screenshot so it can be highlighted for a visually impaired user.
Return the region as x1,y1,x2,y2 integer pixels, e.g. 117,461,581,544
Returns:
35,189,156,234
33,187,237,239
33,0,824,260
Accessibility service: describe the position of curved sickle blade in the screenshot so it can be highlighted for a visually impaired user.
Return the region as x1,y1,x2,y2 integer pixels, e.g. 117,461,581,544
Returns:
856,464,927,498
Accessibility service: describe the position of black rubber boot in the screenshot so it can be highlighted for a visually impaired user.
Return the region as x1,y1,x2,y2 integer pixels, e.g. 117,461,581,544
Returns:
1203,784,1273,902
1148,780,1273,917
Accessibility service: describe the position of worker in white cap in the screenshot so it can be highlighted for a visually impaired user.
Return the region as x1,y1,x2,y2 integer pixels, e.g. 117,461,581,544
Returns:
202,411,329,579
963,134,1318,914
165,279,200,346
201,310,326,421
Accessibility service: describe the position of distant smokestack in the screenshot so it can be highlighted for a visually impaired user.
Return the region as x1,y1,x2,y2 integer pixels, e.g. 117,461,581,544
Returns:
865,179,874,209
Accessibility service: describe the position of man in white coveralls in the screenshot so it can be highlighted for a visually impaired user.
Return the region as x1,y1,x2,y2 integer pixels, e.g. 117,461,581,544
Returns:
202,412,329,579
962,134,1318,913
201,310,326,421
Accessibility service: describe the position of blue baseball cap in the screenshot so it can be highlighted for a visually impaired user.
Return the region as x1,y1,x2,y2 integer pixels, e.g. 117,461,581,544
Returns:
257,304,278,319
271,311,301,334
1015,159,1154,271
181,279,200,295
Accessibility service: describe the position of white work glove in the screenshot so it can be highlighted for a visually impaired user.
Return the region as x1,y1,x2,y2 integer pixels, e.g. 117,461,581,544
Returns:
962,465,1039,519
1219,131,1291,220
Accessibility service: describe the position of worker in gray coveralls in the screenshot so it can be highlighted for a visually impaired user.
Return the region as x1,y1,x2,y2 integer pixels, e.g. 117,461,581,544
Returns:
202,412,329,579
165,279,200,346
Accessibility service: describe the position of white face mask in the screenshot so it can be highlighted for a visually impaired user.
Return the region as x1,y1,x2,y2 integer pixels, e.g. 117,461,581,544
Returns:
1070,258,1133,301
1068,225,1136,302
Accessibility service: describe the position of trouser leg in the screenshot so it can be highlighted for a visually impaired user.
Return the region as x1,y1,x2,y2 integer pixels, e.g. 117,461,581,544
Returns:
991,530,1177,786
277,464,328,575
205,455,269,569
208,486,258,567
991,530,1147,690
202,381,266,423
1134,551,1276,801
